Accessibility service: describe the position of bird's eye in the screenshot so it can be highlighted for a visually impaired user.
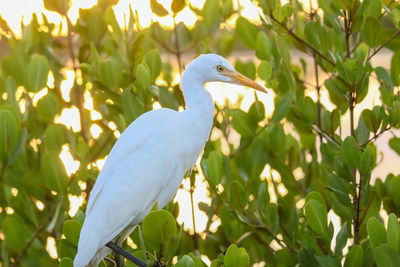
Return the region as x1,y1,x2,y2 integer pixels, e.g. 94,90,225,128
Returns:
216,65,225,72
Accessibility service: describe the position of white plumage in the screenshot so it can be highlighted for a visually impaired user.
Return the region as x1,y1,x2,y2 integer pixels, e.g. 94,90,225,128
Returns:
74,54,266,266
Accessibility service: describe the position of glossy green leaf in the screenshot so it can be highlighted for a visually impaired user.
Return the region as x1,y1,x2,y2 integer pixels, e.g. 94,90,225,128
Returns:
142,209,177,245
0,107,20,156
342,136,361,169
216,30,236,56
41,151,68,192
256,31,272,60
271,91,294,123
257,61,272,81
391,52,400,86
26,55,50,92
362,109,379,133
236,17,258,49
391,176,400,206
224,244,250,267
144,49,162,81
344,245,364,267
175,255,195,267
135,63,152,90
2,214,30,252
362,17,382,48
203,151,224,186
63,220,82,246
44,124,66,151
374,244,400,267
201,0,219,28
367,217,387,247
305,199,327,236
171,0,186,14
387,214,400,252
150,0,169,16
58,257,74,267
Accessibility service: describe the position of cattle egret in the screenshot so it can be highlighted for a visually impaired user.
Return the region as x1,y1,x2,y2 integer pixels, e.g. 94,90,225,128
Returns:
74,54,266,266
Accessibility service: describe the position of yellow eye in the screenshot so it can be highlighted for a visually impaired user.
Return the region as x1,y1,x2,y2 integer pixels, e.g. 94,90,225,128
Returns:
216,65,225,72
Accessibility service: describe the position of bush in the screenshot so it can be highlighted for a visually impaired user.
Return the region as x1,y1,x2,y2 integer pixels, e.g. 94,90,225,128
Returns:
1,0,400,266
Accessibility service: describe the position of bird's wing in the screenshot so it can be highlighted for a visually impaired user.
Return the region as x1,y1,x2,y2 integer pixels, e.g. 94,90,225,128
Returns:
86,108,179,215
75,149,183,266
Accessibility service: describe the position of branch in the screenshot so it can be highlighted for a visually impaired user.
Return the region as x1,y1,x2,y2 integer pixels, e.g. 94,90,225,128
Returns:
361,126,392,147
367,30,400,61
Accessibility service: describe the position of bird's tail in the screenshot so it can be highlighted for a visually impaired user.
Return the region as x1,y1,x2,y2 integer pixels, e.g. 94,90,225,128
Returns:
73,219,106,267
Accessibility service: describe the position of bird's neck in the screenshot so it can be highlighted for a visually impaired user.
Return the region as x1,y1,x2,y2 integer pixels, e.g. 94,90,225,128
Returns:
181,71,214,114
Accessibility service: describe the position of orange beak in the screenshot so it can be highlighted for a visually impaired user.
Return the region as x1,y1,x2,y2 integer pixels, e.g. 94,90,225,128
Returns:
223,70,267,93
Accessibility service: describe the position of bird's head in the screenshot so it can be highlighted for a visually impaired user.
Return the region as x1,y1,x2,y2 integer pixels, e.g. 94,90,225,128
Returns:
185,54,267,93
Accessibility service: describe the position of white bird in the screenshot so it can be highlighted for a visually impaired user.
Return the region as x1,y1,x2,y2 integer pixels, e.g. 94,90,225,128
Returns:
74,54,266,267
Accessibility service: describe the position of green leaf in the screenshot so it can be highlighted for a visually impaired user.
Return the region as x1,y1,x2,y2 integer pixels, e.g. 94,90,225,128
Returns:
367,217,387,247
374,244,400,267
150,0,169,16
36,92,60,122
203,151,224,186
362,17,382,48
142,209,177,245
256,31,272,60
335,222,349,255
2,214,30,252
0,107,20,157
305,199,327,236
271,91,294,123
391,52,400,86
391,176,400,206
63,220,82,246
228,109,255,138
257,61,272,81
201,0,219,28
315,255,339,267
298,96,317,123
344,245,364,267
236,17,258,49
58,239,77,259
99,57,122,90
387,214,400,252
2,53,27,86
121,87,144,124
362,109,379,133
41,151,68,192
216,30,236,56
58,257,74,267
135,64,152,90
342,136,361,169
26,55,50,92
171,0,186,14
175,255,195,267
43,0,70,14
144,49,162,81
360,146,374,174
224,244,250,267
44,124,66,152
235,61,256,80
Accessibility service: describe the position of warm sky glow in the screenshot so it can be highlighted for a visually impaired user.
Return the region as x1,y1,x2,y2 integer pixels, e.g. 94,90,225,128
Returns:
0,0,261,36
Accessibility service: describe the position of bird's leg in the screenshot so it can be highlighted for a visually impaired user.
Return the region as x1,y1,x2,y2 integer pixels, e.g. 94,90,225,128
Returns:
104,257,117,267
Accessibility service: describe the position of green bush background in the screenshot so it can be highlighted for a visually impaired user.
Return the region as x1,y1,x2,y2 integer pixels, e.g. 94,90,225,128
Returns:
1,0,400,266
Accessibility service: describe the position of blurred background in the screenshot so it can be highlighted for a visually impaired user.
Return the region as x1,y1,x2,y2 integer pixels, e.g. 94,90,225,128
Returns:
0,0,399,266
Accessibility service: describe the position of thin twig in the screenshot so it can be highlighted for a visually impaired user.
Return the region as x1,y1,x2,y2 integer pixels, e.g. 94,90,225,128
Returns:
367,30,400,61
361,126,392,147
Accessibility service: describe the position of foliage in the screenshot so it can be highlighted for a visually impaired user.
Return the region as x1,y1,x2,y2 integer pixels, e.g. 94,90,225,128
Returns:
1,0,400,266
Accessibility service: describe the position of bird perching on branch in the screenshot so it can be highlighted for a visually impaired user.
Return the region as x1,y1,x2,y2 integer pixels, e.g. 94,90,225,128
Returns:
74,54,267,267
